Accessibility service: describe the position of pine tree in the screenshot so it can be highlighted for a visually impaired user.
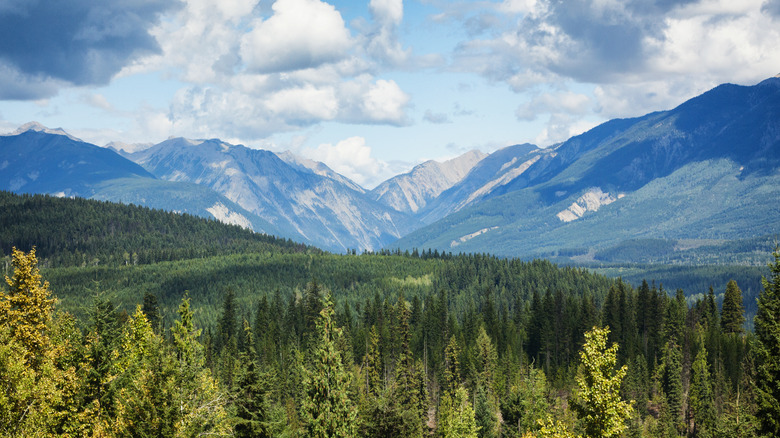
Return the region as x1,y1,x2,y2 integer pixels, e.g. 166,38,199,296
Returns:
753,247,780,437
300,292,359,438
570,326,634,438
721,280,746,334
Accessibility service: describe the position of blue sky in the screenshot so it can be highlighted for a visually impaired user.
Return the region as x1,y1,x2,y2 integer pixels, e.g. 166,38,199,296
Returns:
1,0,779,188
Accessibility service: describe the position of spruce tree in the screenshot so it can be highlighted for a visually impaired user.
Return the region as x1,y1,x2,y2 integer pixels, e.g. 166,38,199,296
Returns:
721,280,746,334
753,248,780,437
443,335,462,397
689,327,716,438
300,292,359,438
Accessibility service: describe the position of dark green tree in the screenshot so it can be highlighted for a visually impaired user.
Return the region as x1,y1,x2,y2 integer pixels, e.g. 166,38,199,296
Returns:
689,326,716,438
753,248,780,437
721,280,746,335
234,319,270,438
300,292,359,438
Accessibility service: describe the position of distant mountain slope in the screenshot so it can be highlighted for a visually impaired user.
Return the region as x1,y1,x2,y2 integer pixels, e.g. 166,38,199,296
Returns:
126,138,414,252
277,151,366,193
418,143,542,224
394,77,780,259
0,129,153,197
0,128,287,238
370,149,486,214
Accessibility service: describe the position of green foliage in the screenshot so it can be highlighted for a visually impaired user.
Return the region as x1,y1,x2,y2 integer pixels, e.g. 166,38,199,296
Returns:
570,326,634,438
438,386,479,438
722,279,746,334
300,292,359,438
753,247,780,437
689,326,716,437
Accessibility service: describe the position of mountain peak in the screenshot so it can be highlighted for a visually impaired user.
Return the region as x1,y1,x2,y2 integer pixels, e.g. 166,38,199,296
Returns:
8,121,81,142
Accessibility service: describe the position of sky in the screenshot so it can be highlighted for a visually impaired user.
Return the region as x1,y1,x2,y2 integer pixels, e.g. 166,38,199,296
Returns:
0,0,779,188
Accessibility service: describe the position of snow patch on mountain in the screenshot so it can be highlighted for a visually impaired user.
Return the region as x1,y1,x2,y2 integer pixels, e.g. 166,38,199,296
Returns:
6,122,81,142
451,226,498,247
207,202,253,230
556,188,619,222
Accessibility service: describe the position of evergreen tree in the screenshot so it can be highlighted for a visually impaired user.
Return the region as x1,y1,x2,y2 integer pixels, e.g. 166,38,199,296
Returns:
142,291,161,334
689,326,716,438
438,385,479,438
501,366,549,437
0,248,78,436
171,296,232,437
364,324,382,397
570,326,634,438
300,292,359,438
753,247,780,437
721,280,746,335
393,292,426,437
443,335,462,397
234,319,270,438
660,339,683,433
0,247,54,367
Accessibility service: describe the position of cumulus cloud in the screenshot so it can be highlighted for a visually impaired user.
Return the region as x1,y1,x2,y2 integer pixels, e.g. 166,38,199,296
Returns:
0,0,179,99
302,136,394,188
450,0,780,121
240,0,353,73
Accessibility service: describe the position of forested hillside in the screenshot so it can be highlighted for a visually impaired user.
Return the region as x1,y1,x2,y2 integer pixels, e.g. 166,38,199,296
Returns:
1,193,778,437
2,246,778,437
0,191,311,268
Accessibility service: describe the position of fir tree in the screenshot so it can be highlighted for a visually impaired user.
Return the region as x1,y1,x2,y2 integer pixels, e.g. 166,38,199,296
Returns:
721,280,746,335
689,326,716,438
300,292,359,438
753,247,780,437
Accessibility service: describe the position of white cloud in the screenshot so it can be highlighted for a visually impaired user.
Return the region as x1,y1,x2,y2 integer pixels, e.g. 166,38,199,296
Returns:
302,136,393,188
533,114,600,146
360,79,410,124
516,91,592,121
266,84,339,121
240,0,353,74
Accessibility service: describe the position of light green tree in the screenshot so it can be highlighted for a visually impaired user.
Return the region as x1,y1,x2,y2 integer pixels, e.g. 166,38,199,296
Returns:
570,326,634,438
438,385,480,438
0,248,79,437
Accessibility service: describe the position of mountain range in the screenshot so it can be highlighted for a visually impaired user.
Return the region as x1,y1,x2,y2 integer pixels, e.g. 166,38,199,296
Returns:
1,77,778,260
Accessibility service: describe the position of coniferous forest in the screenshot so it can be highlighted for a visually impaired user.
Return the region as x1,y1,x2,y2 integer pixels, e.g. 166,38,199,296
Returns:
1,192,779,438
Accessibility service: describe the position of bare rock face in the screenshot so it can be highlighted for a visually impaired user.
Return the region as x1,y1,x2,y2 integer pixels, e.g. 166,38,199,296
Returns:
370,149,487,214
